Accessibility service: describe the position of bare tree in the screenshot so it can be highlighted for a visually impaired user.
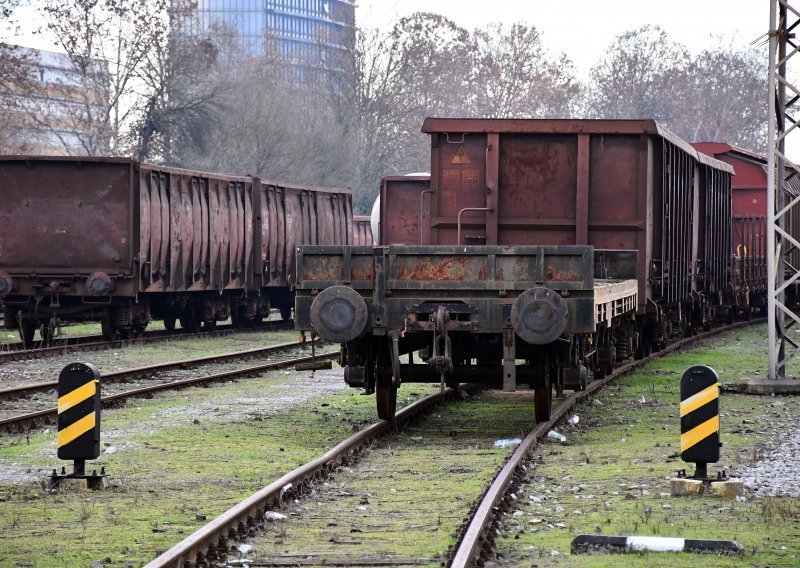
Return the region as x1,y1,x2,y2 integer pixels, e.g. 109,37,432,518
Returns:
468,22,579,118
585,25,690,123
0,0,35,153
586,26,766,152
26,0,170,155
679,46,766,151
132,22,233,163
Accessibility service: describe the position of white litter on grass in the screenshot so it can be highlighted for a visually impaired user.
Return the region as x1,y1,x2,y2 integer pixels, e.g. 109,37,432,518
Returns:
547,431,567,443
104,446,117,454
265,512,287,521
568,415,580,425
494,438,522,448
237,544,252,553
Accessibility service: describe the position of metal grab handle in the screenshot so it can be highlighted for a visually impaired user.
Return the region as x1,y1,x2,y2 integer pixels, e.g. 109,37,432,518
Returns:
420,189,434,244
457,207,493,245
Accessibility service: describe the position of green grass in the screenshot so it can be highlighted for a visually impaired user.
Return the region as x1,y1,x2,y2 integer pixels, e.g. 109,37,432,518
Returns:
0,369,404,566
490,324,800,567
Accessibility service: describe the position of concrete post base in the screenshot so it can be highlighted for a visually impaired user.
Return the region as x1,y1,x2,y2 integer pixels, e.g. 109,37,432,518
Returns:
670,477,743,498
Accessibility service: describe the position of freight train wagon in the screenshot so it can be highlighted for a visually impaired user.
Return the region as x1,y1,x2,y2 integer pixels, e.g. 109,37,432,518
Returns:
0,157,353,344
352,216,374,246
295,119,734,422
691,142,800,317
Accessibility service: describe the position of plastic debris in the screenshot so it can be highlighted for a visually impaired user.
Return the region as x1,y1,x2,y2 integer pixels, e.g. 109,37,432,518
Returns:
265,511,287,521
104,446,117,454
568,415,580,425
238,544,252,553
547,431,567,443
494,438,522,448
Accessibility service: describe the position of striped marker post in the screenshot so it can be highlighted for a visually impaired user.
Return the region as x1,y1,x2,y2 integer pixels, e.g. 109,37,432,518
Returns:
55,363,102,480
680,365,720,478
572,535,741,555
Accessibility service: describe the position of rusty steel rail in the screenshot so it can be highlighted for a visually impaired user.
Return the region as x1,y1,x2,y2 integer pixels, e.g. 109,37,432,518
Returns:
0,321,294,364
448,318,762,567
144,384,482,568
0,350,339,432
0,339,321,401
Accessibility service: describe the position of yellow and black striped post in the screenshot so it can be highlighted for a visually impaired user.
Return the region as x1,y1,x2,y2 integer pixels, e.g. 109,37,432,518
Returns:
680,365,720,478
57,362,101,476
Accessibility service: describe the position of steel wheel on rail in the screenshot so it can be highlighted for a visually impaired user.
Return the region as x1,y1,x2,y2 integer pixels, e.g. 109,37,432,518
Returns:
534,379,552,423
17,318,35,347
374,347,397,421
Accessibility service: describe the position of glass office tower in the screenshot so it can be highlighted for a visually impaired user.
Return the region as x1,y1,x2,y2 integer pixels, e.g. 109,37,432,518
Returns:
179,0,355,73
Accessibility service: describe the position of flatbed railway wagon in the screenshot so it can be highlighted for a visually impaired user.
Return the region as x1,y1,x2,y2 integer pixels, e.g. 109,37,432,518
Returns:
294,119,734,422
0,157,353,343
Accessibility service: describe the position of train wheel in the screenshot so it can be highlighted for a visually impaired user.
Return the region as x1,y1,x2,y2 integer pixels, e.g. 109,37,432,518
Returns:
180,309,200,333
375,350,396,421
40,324,54,343
101,317,117,341
163,315,176,332
534,380,552,423
18,319,35,347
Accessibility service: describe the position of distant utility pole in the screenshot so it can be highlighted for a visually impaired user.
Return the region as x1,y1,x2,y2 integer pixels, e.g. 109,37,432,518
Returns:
767,0,800,379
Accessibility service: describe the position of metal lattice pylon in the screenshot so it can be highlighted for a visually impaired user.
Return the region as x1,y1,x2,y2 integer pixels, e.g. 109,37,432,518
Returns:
768,0,800,379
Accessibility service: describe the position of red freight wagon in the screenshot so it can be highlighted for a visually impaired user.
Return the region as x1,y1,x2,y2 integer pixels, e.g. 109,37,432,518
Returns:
691,142,784,317
0,157,352,343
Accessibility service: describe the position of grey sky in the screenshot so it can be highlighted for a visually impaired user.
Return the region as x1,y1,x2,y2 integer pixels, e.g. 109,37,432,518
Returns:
356,0,768,75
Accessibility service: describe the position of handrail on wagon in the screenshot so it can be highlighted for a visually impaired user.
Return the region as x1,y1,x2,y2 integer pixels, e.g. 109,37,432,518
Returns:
457,207,494,245
420,189,434,244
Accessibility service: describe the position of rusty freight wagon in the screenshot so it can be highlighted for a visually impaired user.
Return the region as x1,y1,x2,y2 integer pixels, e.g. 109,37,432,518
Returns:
352,216,374,246
0,157,352,344
691,142,800,318
296,119,733,423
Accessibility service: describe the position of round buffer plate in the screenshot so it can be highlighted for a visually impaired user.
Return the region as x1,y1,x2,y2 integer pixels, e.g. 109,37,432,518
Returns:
310,285,368,343
511,286,568,345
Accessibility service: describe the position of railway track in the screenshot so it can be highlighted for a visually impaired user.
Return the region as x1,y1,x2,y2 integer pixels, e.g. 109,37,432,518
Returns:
0,320,294,365
0,340,338,431
140,318,761,568
448,318,762,567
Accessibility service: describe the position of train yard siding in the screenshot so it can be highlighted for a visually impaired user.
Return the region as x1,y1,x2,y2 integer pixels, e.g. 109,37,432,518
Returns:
489,323,800,567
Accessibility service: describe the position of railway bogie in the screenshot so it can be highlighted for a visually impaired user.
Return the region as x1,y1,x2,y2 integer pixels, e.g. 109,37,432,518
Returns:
0,157,360,345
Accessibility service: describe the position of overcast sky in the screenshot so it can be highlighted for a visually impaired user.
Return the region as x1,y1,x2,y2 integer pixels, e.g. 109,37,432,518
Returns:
356,0,768,75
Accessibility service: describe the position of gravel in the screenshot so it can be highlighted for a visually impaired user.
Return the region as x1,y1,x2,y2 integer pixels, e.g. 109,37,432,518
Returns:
741,399,800,496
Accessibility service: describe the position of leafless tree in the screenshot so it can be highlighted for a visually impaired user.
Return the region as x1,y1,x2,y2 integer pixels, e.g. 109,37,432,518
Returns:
468,22,579,118
586,25,690,123
678,45,766,151
586,26,766,152
0,0,35,153
25,0,170,155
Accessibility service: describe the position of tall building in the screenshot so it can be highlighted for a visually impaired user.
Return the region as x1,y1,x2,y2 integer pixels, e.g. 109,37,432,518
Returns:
178,0,355,75
0,46,109,155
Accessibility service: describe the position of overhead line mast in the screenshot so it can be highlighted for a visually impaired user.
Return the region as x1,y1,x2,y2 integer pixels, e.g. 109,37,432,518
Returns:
768,0,800,379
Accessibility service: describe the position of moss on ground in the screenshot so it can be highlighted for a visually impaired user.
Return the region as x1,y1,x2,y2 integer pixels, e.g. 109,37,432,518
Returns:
490,324,800,567
0,368,423,566
247,390,538,565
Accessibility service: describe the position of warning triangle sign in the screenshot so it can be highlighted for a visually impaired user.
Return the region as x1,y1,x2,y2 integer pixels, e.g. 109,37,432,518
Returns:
451,146,472,165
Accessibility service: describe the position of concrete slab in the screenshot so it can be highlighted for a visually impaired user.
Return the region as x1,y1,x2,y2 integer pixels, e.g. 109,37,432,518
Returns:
670,477,743,498
721,378,800,395
47,475,108,491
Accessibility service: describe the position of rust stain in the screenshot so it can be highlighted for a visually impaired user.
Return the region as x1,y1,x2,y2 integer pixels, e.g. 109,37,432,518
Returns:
545,265,577,281
397,257,469,281
350,267,373,280
476,262,488,280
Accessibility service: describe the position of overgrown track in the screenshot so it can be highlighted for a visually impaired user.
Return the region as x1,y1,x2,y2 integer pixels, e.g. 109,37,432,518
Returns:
0,342,339,432
144,384,484,568
448,318,763,567
0,321,294,364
